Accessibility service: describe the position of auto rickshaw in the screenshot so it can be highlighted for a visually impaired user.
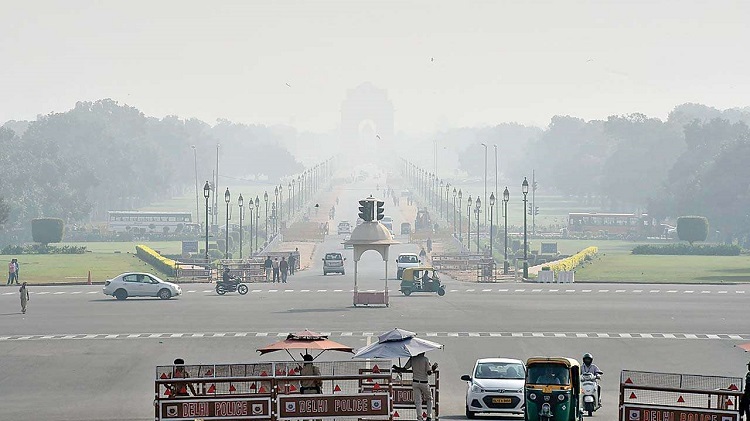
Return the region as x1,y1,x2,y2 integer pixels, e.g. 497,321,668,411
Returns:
524,357,582,421
399,267,446,296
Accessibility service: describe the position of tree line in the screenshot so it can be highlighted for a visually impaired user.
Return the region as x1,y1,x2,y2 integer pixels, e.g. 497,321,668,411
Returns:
455,103,750,244
0,99,304,234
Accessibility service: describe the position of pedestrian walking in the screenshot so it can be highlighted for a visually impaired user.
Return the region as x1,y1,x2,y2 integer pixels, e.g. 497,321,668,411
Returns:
19,282,29,314
272,258,280,283
279,257,289,283
13,259,19,283
264,256,273,282
426,238,433,253
7,259,16,285
288,253,296,275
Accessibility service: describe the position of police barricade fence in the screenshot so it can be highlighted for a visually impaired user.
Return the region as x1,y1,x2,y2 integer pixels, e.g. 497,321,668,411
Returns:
358,366,440,421
220,259,267,283
155,360,396,421
431,253,484,271
619,370,744,421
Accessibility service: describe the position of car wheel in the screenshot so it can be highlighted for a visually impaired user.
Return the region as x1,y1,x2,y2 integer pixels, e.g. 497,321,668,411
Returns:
158,288,172,300
323,271,327,276
237,284,249,295
465,406,476,419
341,271,345,275
114,289,128,301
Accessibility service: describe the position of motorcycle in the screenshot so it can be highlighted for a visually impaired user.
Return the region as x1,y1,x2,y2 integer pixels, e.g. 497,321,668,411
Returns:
215,278,249,295
581,372,601,416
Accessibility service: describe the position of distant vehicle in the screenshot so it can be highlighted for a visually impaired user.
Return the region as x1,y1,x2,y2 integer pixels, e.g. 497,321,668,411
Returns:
107,211,192,233
356,218,364,226
103,272,182,300
400,222,412,235
395,253,421,279
415,208,432,232
322,252,346,275
400,190,410,197
343,235,353,249
568,212,657,237
461,358,526,418
337,221,352,235
381,216,394,235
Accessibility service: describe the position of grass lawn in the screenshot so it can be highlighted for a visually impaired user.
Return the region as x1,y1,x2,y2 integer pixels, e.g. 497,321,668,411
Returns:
58,241,183,255
575,253,750,283
1,253,162,284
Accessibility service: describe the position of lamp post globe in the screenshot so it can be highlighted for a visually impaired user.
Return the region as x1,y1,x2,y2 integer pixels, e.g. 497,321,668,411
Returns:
522,177,529,278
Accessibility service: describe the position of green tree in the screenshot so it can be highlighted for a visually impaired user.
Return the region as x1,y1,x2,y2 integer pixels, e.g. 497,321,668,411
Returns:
676,216,709,245
0,197,9,226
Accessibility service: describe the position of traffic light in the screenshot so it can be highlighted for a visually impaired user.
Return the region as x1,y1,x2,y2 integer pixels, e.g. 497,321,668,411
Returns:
376,200,385,221
358,199,374,222
534,206,539,216
527,203,533,216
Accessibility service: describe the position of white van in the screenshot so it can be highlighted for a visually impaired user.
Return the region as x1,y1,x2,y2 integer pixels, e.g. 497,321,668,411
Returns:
395,253,421,279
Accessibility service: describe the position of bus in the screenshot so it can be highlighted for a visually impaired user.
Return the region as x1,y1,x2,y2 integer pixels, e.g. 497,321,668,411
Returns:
567,212,656,237
107,211,193,233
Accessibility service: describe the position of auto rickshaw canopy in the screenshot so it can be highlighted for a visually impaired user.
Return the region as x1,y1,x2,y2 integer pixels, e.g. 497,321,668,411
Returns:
401,266,437,280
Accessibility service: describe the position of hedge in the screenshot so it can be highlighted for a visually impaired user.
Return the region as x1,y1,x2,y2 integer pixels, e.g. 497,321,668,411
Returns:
31,218,65,245
136,245,177,276
632,243,740,256
547,246,598,273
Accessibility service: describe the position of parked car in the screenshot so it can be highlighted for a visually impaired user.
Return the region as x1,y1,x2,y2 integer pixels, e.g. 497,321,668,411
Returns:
103,272,182,300
461,358,526,418
395,252,421,279
337,221,352,235
322,252,346,275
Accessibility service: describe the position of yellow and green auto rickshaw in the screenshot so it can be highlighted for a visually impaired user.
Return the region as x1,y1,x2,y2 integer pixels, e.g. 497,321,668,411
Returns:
400,267,446,296
524,357,582,421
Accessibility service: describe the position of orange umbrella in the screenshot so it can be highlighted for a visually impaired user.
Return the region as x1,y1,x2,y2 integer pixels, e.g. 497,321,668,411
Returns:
257,330,354,360
736,343,750,352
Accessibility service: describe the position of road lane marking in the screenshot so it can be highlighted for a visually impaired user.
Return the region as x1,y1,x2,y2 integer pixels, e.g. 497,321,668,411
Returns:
633,290,643,293
615,290,625,293
71,291,82,294
532,289,542,292
317,290,327,292
187,290,196,293
582,289,592,293
0,331,746,341
598,290,609,293
482,289,492,292
684,290,694,294
333,289,343,292
667,290,677,293
515,289,525,292
498,289,509,292
649,290,660,293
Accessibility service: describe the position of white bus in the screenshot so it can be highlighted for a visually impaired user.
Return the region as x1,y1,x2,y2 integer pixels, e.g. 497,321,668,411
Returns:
107,211,193,233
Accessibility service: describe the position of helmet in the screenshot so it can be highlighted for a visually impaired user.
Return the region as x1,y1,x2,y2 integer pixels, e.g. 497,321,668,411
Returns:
582,353,593,363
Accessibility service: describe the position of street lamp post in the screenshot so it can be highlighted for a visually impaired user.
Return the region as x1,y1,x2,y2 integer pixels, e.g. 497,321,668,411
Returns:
445,182,450,226
489,193,495,264
249,198,255,257
475,197,481,253
279,184,283,232
291,178,296,214
238,194,244,259
264,191,269,245
274,186,279,235
191,145,199,227
439,180,444,219
224,188,230,259
452,188,457,237
467,195,472,252
287,182,291,220
481,143,488,231
522,177,529,278
272,202,277,236
458,190,463,243
254,196,260,253
494,144,499,236
203,181,211,264
503,187,509,274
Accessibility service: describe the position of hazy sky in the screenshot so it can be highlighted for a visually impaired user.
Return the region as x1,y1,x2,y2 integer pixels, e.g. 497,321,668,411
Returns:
2,0,748,132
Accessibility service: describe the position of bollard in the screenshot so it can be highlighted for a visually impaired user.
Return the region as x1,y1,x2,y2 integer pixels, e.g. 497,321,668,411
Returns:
87,270,92,285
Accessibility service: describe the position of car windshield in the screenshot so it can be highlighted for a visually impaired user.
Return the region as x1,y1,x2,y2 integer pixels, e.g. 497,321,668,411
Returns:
325,253,342,260
474,362,525,379
399,255,418,263
527,363,570,385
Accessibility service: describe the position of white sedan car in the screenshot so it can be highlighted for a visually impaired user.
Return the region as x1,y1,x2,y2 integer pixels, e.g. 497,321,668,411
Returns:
103,272,182,300
461,358,526,418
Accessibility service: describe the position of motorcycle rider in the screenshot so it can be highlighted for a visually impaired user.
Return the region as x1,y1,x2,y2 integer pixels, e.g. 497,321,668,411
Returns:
581,353,603,404
221,267,236,285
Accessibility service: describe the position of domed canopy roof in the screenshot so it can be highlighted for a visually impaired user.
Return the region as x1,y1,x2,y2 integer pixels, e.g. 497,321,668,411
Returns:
346,222,398,245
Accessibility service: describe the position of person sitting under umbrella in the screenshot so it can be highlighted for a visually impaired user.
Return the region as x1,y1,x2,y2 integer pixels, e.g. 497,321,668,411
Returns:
393,352,438,421
299,354,322,394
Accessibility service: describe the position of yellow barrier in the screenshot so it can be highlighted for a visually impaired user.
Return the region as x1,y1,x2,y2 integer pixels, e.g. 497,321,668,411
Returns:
548,246,598,273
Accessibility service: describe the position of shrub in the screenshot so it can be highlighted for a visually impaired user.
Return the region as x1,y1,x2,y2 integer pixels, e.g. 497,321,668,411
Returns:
31,218,65,245
677,216,709,245
135,245,177,276
632,243,740,256
548,247,598,273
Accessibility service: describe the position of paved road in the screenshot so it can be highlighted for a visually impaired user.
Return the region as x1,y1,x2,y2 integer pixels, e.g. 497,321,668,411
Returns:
0,179,748,420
